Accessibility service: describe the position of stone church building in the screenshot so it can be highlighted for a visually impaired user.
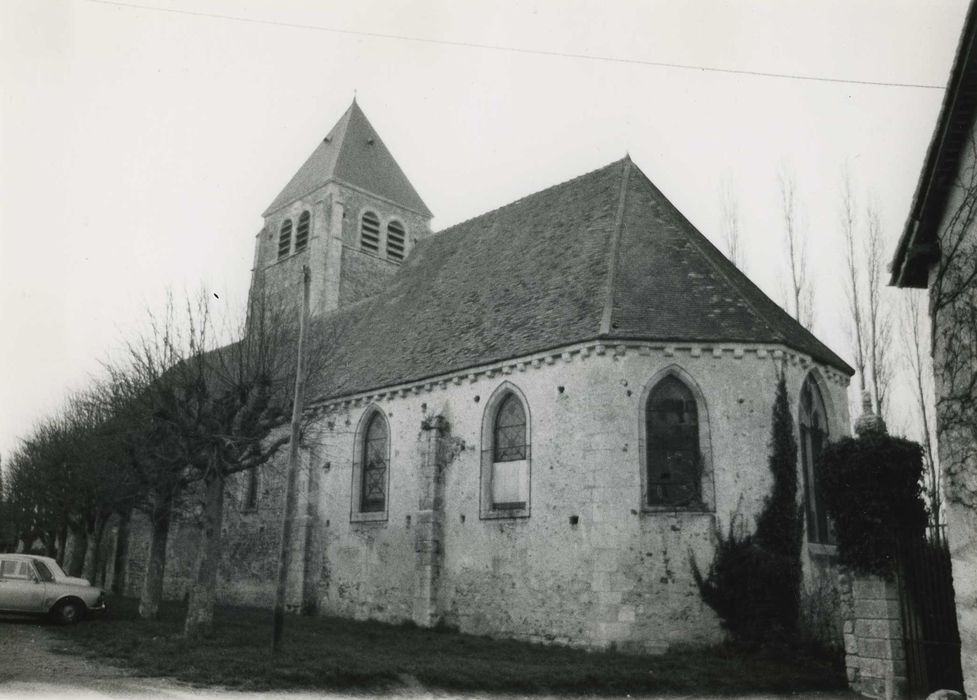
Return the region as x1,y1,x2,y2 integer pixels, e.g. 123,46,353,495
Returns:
127,100,853,653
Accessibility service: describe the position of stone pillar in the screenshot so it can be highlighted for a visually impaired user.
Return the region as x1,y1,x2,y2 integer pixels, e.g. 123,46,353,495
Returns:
413,415,448,627
840,393,907,700
840,570,908,699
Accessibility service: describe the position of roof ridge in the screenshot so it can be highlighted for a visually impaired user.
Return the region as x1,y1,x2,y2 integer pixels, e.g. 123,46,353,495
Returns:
430,157,630,240
599,158,632,334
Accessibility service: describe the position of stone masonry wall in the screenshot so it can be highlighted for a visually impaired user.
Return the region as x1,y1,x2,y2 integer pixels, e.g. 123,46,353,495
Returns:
286,342,847,649
928,116,977,698
123,340,850,653
254,182,431,320
839,571,907,699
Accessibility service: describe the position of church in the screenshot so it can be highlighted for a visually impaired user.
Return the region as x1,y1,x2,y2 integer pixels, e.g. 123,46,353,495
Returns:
127,100,853,653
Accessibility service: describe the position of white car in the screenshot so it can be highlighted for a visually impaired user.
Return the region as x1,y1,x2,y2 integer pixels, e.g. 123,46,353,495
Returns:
0,553,106,624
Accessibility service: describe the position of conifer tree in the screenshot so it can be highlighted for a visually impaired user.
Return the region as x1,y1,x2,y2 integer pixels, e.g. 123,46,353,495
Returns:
754,370,802,631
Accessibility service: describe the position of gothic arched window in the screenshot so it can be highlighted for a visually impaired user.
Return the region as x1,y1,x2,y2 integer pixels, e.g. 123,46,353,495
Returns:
386,220,406,262
480,386,531,517
277,219,293,259
360,412,388,513
800,375,832,544
294,211,310,252
646,375,701,507
360,211,380,253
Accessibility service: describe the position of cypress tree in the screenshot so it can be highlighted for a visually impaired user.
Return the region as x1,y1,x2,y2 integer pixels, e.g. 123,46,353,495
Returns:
754,370,802,631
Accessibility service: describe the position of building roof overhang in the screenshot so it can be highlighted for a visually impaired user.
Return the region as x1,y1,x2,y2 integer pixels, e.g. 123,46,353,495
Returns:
891,0,977,288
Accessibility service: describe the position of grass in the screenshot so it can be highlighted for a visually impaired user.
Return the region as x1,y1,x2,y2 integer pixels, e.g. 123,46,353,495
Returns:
51,595,849,695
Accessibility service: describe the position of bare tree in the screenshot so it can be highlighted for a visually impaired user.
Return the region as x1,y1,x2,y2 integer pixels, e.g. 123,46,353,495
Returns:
865,206,893,420
840,168,867,396
779,167,814,330
720,175,746,271
900,290,941,529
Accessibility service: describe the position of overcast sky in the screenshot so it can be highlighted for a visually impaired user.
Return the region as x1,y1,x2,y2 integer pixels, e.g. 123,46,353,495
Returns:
0,0,968,460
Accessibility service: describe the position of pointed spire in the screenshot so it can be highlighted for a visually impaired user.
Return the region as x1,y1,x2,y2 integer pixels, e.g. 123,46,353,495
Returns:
264,100,431,217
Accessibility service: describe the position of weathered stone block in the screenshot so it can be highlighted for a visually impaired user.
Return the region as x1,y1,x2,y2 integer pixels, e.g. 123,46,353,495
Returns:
855,618,902,639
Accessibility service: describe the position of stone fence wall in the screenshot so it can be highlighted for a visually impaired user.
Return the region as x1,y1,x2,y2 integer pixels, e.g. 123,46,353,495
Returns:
840,570,907,699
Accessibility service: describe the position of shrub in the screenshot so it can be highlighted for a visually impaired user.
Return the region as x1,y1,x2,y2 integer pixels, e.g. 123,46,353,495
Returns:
691,521,797,645
692,372,802,644
819,433,927,578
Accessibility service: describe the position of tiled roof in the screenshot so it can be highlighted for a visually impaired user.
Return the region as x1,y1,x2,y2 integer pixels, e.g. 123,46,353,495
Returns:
263,100,432,217
309,158,852,403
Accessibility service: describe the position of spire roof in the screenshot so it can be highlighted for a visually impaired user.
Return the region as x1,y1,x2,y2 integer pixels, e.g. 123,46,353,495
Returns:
263,100,432,217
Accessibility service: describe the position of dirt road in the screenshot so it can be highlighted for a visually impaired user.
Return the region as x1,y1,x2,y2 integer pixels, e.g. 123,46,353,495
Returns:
0,618,199,698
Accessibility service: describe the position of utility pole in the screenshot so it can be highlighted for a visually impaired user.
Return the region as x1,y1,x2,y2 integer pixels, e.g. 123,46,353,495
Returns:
272,265,310,653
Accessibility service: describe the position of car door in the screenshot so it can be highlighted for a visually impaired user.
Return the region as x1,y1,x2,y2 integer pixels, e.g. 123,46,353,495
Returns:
0,559,46,613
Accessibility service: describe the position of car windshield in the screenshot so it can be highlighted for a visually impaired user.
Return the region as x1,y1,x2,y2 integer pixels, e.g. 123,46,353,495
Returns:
32,560,55,583
39,558,68,580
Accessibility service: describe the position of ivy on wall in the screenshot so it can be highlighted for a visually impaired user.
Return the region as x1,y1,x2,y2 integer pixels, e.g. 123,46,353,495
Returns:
819,434,927,578
692,372,802,644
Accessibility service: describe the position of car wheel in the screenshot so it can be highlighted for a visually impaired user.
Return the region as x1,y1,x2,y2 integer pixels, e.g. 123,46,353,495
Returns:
54,599,84,625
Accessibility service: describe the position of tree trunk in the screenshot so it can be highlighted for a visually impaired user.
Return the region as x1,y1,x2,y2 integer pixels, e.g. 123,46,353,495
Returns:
55,521,68,566
83,512,108,584
184,466,225,639
139,490,173,620
112,508,132,595
42,530,57,558
65,521,87,576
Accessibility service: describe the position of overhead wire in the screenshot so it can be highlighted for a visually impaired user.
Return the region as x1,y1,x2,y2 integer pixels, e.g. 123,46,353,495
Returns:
85,0,946,91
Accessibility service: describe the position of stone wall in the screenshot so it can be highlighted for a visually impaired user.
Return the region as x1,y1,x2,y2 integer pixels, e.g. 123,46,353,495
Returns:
253,181,431,320
122,339,850,653
927,117,977,698
839,571,907,699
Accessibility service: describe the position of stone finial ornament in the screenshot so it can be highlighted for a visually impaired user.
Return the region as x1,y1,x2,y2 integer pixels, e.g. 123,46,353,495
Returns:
854,390,887,436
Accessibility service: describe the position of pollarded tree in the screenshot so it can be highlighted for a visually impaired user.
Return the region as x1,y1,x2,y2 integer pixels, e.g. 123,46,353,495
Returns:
126,287,332,639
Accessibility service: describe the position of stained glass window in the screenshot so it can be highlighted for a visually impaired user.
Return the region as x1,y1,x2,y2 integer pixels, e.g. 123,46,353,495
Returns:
646,376,700,507
360,413,388,512
800,377,832,543
493,394,526,462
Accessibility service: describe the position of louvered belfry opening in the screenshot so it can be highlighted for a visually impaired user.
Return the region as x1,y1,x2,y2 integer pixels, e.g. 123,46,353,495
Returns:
360,211,380,253
386,220,406,261
294,211,310,252
277,219,293,259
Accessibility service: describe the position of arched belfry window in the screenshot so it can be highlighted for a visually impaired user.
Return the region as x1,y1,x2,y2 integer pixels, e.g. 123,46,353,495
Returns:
360,211,380,253
645,375,701,507
480,385,531,517
800,375,832,544
386,220,406,262
360,412,388,513
277,219,293,259
294,211,310,252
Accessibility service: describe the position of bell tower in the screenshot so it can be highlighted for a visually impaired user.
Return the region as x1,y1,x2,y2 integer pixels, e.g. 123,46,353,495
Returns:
250,99,433,318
